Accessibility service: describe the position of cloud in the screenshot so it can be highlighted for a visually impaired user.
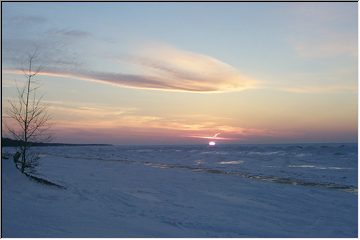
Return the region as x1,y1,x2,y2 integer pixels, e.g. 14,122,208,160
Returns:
2,37,83,71
187,127,274,141
4,44,257,93
46,29,91,38
2,15,90,72
124,44,257,92
3,99,269,142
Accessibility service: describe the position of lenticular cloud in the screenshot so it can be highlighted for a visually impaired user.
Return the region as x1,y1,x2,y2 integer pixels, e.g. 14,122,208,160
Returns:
4,44,257,93
124,44,257,92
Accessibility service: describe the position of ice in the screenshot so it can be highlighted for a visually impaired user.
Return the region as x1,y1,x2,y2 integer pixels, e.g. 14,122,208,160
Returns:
2,143,357,237
218,160,244,164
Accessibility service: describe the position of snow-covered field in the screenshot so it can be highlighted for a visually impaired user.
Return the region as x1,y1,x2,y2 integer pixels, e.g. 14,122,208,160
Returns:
2,143,358,237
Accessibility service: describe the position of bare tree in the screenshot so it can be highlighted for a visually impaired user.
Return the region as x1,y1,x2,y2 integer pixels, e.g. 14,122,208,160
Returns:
5,51,51,174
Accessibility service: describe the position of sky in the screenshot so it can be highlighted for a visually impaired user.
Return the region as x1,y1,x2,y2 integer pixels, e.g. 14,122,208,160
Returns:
2,2,358,145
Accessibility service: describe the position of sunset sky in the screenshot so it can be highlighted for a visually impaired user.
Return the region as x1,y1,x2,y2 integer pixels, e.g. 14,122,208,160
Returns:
2,2,358,145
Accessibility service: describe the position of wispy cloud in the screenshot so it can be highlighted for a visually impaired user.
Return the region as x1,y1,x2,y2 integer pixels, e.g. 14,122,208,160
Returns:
46,29,91,38
3,98,271,142
3,14,90,71
3,34,357,94
123,44,258,92
187,127,274,141
188,132,234,141
3,44,258,93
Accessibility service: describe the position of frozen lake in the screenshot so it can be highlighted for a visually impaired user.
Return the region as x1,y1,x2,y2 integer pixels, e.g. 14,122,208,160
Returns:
2,143,358,237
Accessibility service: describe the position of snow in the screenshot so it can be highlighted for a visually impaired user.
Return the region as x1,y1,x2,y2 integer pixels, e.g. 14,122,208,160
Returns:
2,143,358,237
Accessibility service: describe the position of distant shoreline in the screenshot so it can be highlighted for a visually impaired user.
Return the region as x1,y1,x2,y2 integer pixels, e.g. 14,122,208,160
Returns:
1,138,112,147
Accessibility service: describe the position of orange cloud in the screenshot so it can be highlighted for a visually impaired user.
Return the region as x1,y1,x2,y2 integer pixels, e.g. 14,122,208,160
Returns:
3,44,258,93
3,98,273,143
124,44,258,92
187,127,275,142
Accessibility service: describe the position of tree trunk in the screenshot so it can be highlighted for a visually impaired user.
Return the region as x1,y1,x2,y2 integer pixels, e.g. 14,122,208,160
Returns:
21,68,32,173
21,147,26,173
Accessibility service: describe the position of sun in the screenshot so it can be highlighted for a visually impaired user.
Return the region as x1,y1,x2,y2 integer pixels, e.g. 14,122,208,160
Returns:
209,141,216,146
